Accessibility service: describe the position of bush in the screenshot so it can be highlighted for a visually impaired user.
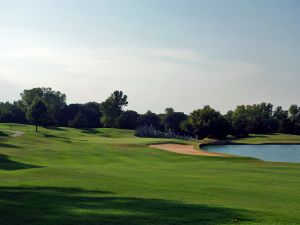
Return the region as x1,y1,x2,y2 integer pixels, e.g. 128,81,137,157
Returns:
135,124,196,141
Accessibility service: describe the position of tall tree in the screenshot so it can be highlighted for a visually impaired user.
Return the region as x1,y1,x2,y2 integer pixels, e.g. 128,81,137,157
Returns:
100,91,128,127
228,105,249,137
182,105,229,139
228,103,276,136
116,110,139,129
26,97,48,131
81,102,102,128
21,87,66,125
289,105,300,134
137,110,161,130
161,108,187,133
68,112,88,128
0,101,26,124
55,104,82,127
273,106,291,133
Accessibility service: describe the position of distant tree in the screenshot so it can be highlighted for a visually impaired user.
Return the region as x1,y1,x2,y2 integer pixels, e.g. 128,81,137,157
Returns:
289,105,300,120
116,110,139,129
26,97,48,131
56,104,82,127
137,110,161,130
161,108,187,134
13,101,27,123
56,102,102,128
0,101,27,124
246,103,275,133
227,105,249,137
228,103,276,136
273,106,291,133
182,106,229,139
20,87,66,125
289,105,300,134
100,91,128,127
180,119,195,136
81,102,102,128
68,112,88,128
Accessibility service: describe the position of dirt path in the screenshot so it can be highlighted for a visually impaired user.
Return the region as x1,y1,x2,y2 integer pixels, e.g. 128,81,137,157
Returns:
149,143,230,157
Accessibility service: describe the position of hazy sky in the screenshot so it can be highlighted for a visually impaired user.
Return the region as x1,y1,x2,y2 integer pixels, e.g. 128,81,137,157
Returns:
0,0,299,113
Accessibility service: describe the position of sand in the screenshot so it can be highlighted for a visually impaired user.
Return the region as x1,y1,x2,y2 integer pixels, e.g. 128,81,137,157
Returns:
149,143,229,157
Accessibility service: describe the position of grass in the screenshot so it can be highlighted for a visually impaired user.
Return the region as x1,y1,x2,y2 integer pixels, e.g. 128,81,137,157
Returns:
232,133,300,144
0,130,14,137
0,123,300,225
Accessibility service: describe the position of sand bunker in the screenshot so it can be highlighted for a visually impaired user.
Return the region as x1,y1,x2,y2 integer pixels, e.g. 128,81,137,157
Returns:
10,131,24,138
149,143,229,157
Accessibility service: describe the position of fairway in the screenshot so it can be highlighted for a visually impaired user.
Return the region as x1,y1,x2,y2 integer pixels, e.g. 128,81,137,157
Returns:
0,123,300,225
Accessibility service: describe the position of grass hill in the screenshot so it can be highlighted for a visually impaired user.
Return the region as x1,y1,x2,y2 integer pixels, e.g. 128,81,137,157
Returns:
0,123,300,225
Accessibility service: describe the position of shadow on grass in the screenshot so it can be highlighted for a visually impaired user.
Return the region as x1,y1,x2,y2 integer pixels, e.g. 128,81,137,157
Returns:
81,129,113,138
43,133,69,140
0,131,8,137
0,143,21,148
44,126,68,131
81,128,102,134
42,133,72,143
0,186,257,225
231,134,270,142
81,129,127,138
0,154,42,171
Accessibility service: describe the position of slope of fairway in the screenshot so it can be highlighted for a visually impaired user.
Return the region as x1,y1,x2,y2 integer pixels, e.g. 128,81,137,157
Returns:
0,123,300,225
232,133,300,144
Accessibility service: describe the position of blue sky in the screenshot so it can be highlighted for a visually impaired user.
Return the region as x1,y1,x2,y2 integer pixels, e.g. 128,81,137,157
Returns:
0,0,299,113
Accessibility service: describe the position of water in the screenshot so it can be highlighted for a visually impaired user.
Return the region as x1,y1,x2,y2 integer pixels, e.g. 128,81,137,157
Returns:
203,144,300,163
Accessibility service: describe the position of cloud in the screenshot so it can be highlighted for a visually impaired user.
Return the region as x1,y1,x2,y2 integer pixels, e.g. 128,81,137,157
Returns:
0,74,22,101
0,45,263,113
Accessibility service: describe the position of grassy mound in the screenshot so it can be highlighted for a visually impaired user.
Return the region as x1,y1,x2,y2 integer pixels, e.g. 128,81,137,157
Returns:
0,131,8,137
0,123,300,225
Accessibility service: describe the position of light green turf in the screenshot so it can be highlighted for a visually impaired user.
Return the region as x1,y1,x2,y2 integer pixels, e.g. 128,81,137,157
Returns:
233,133,300,144
0,123,300,225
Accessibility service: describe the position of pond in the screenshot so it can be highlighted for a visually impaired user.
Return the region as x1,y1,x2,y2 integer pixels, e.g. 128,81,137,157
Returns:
203,144,300,163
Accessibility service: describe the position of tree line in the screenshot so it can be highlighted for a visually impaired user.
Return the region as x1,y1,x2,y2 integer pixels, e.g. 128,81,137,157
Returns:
0,87,300,138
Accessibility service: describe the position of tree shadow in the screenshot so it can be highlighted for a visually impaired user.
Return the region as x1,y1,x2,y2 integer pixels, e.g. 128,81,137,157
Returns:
0,186,257,225
0,154,42,171
0,143,21,148
45,126,68,131
81,128,102,134
0,131,8,137
81,129,125,138
43,133,69,140
231,134,270,142
42,133,72,143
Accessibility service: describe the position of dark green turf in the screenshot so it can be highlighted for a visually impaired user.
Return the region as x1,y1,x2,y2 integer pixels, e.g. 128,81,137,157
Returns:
0,123,300,225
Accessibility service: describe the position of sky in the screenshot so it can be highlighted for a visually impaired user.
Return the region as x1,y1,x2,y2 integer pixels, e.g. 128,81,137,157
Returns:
0,0,299,114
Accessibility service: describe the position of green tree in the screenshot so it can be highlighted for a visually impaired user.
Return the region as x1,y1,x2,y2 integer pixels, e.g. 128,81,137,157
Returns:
289,105,300,134
182,105,229,139
26,97,48,131
227,105,250,137
116,110,139,129
21,87,66,125
228,103,276,137
161,108,187,133
68,112,88,128
0,101,26,123
137,110,161,130
273,106,291,133
100,91,128,127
